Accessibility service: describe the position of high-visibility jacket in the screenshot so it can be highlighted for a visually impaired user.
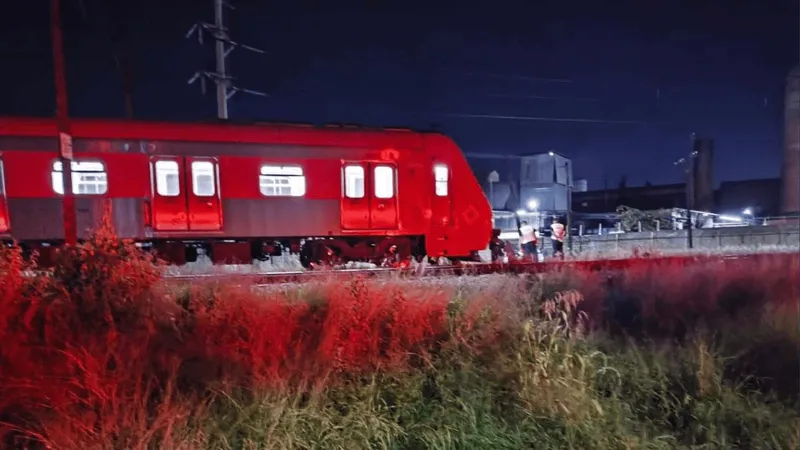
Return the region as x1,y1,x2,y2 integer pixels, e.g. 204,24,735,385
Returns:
551,223,566,242
520,225,536,245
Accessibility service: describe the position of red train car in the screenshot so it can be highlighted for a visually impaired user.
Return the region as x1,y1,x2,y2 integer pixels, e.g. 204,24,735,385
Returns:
0,117,493,267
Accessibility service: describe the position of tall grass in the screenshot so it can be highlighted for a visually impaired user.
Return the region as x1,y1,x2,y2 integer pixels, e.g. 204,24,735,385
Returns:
0,223,798,449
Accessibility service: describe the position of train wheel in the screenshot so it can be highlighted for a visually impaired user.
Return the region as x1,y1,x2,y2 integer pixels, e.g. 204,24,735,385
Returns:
301,241,340,269
316,244,338,268
299,242,313,269
373,238,413,267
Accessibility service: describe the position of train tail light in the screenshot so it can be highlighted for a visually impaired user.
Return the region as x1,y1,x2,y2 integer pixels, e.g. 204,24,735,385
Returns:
143,200,152,227
0,199,8,233
0,160,7,233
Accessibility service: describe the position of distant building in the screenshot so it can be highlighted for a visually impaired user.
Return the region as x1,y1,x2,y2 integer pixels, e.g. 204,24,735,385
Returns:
573,183,686,213
468,154,522,210
473,148,784,222
519,153,572,212
472,152,573,213
716,178,781,217
573,178,782,217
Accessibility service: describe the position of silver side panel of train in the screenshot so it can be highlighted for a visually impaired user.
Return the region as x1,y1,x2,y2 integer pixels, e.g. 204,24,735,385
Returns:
8,198,348,241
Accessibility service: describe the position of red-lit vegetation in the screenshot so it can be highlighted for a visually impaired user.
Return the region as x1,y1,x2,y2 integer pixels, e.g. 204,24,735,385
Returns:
0,222,798,449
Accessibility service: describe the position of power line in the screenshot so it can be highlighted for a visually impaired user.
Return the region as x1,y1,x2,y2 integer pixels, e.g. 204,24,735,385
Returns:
459,71,573,84
437,70,653,123
439,112,645,125
487,93,602,103
464,153,523,159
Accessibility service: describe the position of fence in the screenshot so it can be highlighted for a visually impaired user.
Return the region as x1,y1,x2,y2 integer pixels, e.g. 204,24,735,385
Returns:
496,224,800,260
571,224,800,257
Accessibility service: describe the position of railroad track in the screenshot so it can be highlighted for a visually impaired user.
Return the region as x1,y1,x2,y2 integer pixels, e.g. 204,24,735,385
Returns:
162,252,792,285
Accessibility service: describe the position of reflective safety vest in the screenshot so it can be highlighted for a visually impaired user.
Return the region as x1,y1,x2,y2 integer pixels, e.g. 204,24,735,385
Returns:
520,225,536,244
551,223,565,241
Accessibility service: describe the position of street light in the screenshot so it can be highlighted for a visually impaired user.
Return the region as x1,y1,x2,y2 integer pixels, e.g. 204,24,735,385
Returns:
487,171,500,209
742,207,753,216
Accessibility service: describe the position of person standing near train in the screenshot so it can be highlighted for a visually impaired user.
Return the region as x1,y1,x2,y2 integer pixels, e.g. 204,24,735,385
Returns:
550,218,566,259
519,221,537,261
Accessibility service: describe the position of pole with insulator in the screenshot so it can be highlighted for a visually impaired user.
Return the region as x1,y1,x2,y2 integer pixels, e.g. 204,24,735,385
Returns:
51,0,77,245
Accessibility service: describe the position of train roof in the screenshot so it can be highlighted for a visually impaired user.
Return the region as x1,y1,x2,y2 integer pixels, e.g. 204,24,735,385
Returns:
0,117,447,149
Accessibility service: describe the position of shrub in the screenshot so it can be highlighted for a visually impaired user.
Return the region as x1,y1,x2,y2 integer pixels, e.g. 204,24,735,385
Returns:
0,220,185,448
0,223,798,449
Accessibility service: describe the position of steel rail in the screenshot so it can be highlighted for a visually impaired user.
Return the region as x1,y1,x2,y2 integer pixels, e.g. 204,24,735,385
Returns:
162,252,795,286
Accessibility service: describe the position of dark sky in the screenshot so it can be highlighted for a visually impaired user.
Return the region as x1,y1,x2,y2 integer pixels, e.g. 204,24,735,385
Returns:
2,0,798,189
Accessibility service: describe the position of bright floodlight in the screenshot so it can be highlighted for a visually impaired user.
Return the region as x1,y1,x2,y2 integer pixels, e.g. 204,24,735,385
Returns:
516,209,526,216
742,207,753,215
548,151,555,156
527,199,539,210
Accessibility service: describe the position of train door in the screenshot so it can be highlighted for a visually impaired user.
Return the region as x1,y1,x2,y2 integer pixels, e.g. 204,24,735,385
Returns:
431,163,451,228
341,162,398,230
341,164,369,229
151,158,188,231
0,158,9,233
151,157,222,231
186,158,222,231
370,163,398,229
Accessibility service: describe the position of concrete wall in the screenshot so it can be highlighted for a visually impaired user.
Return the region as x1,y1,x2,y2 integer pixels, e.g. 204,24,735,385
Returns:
571,225,799,256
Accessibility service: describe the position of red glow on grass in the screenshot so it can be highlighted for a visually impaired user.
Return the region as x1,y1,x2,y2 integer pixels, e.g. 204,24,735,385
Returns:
0,220,797,446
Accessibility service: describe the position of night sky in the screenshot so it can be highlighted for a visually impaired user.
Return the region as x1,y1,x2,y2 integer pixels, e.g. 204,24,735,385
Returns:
2,0,798,189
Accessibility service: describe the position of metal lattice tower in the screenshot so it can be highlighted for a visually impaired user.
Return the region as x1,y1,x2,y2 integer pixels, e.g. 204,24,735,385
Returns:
186,0,267,119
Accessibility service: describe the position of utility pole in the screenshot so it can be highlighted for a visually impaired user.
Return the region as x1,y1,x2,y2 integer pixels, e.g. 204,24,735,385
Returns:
686,134,698,250
566,160,573,253
187,0,267,119
213,0,228,119
51,0,77,245
674,134,699,250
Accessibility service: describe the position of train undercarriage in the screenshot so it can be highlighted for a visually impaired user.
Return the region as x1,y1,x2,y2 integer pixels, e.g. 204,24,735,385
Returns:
18,235,483,269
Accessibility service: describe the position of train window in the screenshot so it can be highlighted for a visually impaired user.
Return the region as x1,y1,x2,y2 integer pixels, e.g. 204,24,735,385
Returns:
374,165,395,199
434,164,449,196
260,165,306,197
0,160,4,194
191,161,216,197
52,160,108,195
344,165,365,198
155,160,180,197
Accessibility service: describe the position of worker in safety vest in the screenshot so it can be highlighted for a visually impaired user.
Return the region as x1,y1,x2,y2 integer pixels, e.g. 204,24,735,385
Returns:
519,221,537,261
550,218,566,259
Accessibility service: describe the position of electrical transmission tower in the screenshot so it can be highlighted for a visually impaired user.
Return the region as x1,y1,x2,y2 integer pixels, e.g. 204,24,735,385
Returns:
186,0,267,119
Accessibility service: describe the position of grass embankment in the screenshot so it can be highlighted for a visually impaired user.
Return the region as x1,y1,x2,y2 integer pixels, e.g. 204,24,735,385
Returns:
0,226,798,449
